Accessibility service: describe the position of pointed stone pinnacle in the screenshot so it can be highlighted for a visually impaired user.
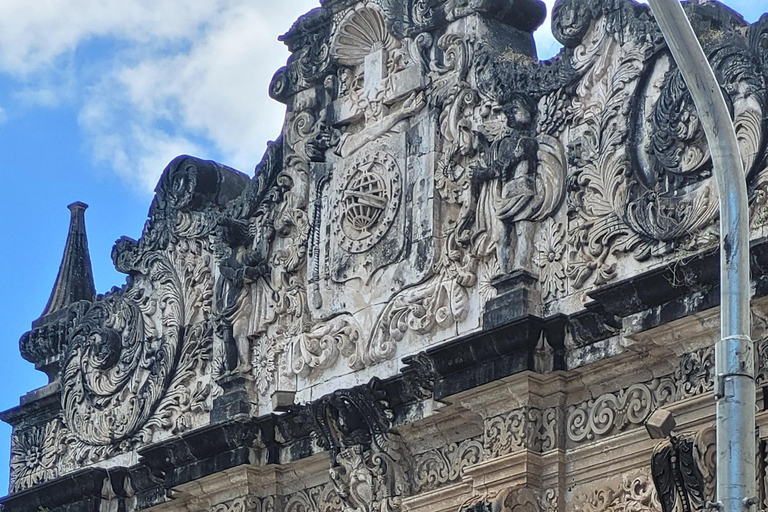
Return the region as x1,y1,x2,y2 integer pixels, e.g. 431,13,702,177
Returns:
39,202,96,319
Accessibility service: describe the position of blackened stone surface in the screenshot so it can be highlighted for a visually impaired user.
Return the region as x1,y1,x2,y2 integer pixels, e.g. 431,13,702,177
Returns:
0,468,107,512
138,419,260,489
409,315,544,400
483,270,539,330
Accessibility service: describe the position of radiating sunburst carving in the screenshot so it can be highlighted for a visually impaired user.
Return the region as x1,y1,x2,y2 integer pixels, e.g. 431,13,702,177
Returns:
332,7,398,67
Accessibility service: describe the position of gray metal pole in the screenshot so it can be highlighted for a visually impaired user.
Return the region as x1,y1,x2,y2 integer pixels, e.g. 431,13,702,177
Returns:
646,1,755,510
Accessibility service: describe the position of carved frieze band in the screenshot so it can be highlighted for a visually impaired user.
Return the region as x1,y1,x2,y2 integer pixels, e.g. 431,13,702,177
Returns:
567,347,713,444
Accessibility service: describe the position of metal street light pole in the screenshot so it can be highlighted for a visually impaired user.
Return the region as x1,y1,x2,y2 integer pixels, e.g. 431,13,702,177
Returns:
646,1,755,510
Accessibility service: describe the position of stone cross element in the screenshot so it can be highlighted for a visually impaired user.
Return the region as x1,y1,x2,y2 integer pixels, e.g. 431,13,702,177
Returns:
329,8,426,157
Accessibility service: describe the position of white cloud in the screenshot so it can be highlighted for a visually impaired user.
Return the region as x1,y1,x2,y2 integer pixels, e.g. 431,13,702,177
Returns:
534,0,562,60
2,0,759,196
0,1,316,194
0,105,7,124
0,0,225,75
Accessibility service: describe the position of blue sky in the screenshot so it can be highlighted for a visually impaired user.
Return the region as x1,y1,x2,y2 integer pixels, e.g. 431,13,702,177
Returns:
0,0,765,494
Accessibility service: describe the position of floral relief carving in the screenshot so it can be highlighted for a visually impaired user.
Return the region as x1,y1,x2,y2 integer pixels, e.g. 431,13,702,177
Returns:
9,419,64,493
559,0,767,290
536,219,567,300
252,336,276,395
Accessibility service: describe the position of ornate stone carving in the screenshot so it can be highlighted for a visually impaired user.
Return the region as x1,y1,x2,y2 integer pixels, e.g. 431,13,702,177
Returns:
330,433,411,512
212,496,276,512
458,487,559,512
412,438,484,493
557,0,768,289
650,429,715,512
332,7,398,68
567,378,676,444
535,219,567,300
567,346,715,444
332,150,401,256
496,487,542,512
9,420,63,493
484,407,558,458
51,157,244,467
285,484,343,512
572,473,661,512
289,316,361,376
63,241,214,446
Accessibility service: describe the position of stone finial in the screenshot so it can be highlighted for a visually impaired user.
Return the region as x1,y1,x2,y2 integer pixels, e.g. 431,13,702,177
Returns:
40,201,96,318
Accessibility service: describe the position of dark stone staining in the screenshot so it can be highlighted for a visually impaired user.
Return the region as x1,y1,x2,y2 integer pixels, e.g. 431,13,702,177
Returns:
0,468,109,512
20,203,96,382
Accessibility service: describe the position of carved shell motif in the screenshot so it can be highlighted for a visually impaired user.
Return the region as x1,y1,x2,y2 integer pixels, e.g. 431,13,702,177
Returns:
331,7,398,67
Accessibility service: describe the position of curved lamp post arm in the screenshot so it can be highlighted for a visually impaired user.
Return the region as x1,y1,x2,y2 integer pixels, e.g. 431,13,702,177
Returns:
647,1,754,510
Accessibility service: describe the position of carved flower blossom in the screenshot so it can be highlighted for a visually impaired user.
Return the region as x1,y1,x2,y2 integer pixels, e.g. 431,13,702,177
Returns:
536,219,566,300
252,337,276,395
10,420,61,492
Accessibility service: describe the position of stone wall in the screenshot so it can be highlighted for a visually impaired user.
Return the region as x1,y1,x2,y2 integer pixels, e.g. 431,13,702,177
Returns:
3,0,768,511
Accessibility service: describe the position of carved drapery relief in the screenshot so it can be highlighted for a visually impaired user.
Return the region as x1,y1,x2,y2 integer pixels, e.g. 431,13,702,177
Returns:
650,428,715,512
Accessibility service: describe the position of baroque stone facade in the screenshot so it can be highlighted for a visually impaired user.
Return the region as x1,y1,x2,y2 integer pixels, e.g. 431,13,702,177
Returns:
4,0,768,511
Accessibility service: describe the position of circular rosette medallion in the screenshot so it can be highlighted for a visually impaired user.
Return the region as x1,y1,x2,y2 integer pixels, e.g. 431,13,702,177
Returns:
333,150,401,253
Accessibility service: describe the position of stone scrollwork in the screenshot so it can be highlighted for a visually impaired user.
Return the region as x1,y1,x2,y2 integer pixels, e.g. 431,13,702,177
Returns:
572,473,661,512
567,379,677,444
212,496,276,512
484,407,558,458
560,0,768,290
289,316,362,376
58,156,242,462
285,484,343,512
458,487,559,512
412,438,484,493
63,238,215,448
566,346,716,445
